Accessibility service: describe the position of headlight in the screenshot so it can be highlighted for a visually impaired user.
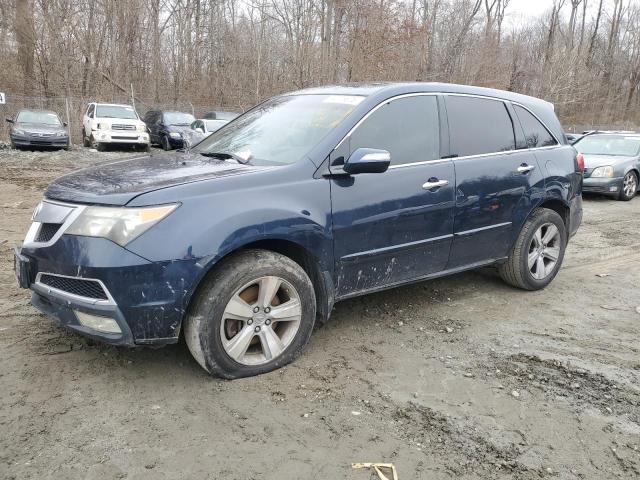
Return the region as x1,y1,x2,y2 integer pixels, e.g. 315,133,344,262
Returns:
97,123,109,130
591,166,614,178
13,128,25,135
169,132,181,139
66,204,179,246
55,131,67,137
136,124,146,132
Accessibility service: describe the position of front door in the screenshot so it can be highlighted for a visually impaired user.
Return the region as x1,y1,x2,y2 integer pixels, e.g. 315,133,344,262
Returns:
330,94,455,297
443,95,544,268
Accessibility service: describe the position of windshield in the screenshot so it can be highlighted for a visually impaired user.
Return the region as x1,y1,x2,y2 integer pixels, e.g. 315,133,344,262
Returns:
96,105,138,119
575,135,640,156
205,120,228,132
164,112,195,125
17,111,61,125
194,94,364,165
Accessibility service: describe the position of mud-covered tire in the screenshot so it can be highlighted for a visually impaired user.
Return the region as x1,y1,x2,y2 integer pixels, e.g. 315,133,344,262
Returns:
618,171,638,201
184,249,316,379
498,208,567,291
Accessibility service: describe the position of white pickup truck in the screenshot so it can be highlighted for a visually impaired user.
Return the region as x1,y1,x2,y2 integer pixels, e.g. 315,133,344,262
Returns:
82,102,150,151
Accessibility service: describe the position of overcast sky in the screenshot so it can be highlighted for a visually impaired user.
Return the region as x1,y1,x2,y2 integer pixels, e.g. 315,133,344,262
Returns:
507,0,555,18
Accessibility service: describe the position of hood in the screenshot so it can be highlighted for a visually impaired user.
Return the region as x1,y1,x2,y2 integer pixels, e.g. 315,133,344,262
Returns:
166,124,192,134
45,151,265,206
583,154,635,168
15,122,66,133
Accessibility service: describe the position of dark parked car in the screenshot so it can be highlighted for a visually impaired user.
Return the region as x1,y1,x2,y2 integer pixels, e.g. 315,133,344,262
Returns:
14,83,582,378
143,110,196,150
202,110,239,121
573,132,640,200
6,109,69,149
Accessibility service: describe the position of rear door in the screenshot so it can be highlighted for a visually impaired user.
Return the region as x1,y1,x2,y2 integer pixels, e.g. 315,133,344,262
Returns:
444,94,544,268
330,94,455,297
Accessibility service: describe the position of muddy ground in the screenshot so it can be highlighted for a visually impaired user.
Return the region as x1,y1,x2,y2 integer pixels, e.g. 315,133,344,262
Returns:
0,145,638,480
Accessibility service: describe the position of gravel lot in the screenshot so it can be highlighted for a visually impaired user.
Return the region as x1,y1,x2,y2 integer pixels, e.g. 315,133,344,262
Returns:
0,146,639,480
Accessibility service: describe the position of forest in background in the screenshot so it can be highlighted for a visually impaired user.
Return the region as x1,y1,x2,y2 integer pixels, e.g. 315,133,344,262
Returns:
0,0,639,128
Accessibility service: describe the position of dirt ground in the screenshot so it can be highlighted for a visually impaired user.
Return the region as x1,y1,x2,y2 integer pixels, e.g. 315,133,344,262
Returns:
0,145,638,480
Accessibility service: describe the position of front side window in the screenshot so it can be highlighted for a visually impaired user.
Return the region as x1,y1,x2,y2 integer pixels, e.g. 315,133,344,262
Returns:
16,111,61,125
87,104,95,117
96,105,138,120
205,119,228,132
514,105,557,148
195,94,363,165
349,95,440,166
447,96,515,157
163,112,196,125
574,135,640,157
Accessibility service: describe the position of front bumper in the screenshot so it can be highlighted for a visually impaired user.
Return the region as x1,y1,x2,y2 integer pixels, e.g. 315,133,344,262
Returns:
18,234,203,346
92,130,150,144
583,176,623,196
11,133,69,148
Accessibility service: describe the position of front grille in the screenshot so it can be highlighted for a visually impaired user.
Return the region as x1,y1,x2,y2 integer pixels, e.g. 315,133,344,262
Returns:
111,135,136,140
36,223,61,242
111,124,136,131
39,274,109,300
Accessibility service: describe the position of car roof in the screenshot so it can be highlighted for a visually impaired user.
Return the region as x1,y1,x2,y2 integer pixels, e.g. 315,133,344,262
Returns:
286,82,553,108
92,103,134,108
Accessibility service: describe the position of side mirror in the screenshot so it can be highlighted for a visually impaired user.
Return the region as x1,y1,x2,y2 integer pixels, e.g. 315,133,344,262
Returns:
343,148,391,174
63,122,68,127
5,118,13,123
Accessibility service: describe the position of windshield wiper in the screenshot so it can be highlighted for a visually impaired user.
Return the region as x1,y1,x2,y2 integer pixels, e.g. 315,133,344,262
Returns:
200,151,250,164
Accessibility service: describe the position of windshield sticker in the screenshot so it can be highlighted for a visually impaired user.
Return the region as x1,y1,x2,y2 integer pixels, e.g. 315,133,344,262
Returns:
323,95,364,106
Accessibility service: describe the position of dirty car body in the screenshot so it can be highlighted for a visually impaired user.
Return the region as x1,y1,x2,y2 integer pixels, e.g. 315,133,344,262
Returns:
7,109,69,149
15,83,583,376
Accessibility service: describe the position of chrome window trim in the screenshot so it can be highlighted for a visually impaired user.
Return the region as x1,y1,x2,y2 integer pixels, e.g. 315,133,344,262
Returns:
23,200,86,248
33,272,116,306
334,91,564,170
455,222,512,237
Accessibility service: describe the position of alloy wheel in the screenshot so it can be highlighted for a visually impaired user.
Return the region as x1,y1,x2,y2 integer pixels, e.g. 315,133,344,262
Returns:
528,222,561,280
623,172,637,198
220,276,302,365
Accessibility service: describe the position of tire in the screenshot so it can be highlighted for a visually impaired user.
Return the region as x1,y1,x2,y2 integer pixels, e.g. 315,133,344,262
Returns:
184,249,316,379
498,208,567,291
142,144,151,153
82,130,90,147
618,171,638,201
162,135,171,151
90,135,105,152
10,141,18,150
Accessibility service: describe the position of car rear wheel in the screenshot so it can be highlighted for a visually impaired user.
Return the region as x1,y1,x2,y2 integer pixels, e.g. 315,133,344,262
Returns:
619,171,638,201
498,208,567,290
184,249,316,378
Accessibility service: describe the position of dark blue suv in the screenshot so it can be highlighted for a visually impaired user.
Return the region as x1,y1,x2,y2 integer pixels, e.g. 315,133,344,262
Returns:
14,83,583,378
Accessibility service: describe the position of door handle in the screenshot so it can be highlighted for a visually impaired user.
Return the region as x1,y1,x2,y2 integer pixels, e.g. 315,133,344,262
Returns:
516,164,536,174
422,179,449,190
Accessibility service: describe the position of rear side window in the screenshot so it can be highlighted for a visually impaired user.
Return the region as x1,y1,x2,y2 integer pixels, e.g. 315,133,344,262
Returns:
349,95,439,166
514,105,557,148
446,96,515,157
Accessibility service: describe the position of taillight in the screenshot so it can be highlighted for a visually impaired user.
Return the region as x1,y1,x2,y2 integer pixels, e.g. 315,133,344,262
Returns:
576,153,585,172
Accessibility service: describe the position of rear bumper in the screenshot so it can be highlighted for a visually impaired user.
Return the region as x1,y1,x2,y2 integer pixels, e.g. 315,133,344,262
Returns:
583,177,623,196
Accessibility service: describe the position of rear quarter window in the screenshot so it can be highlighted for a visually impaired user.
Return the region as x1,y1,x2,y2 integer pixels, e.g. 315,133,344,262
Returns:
446,96,515,157
514,105,557,148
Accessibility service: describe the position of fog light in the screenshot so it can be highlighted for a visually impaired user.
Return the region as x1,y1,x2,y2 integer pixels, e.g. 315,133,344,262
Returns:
75,310,121,334
610,186,618,192
100,133,107,140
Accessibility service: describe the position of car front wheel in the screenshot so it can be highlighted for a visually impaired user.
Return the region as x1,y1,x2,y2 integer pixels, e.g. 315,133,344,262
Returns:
498,208,567,290
619,171,638,201
184,249,316,378
162,135,172,151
